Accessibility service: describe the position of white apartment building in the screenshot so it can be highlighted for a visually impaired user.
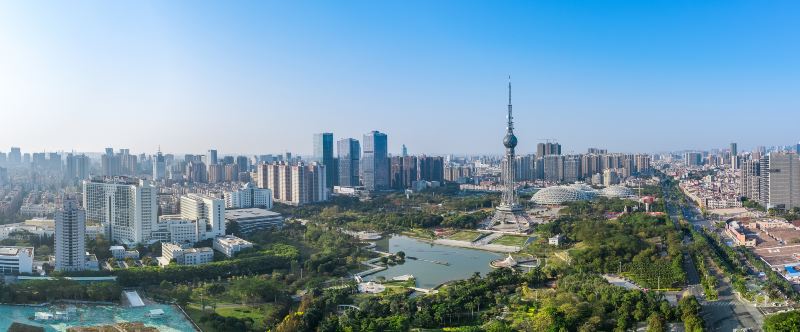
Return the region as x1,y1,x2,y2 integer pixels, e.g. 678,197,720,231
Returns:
54,199,86,272
224,183,273,209
0,246,33,274
180,194,225,239
213,235,253,257
82,176,158,245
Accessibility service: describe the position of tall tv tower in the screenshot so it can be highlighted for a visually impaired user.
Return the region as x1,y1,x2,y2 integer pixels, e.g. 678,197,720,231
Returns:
491,77,532,230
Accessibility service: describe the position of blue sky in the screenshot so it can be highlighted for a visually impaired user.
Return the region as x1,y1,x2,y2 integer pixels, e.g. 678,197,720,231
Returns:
1,1,798,156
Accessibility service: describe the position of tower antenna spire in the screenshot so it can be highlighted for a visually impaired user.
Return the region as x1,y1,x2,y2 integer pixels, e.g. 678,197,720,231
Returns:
507,75,513,131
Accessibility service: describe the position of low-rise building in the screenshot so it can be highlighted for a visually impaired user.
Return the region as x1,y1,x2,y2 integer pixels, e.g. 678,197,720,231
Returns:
548,234,564,246
213,235,253,257
224,208,284,234
158,242,213,266
110,246,140,260
0,246,33,274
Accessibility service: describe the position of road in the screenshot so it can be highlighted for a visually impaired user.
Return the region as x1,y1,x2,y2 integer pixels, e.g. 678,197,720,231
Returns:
662,180,764,331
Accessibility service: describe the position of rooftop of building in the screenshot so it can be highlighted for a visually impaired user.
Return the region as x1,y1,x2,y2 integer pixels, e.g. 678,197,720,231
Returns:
224,208,282,220
214,235,253,246
0,246,32,256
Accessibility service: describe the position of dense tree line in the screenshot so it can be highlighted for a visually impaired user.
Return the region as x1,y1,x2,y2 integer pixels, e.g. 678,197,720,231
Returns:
0,279,120,304
115,248,295,286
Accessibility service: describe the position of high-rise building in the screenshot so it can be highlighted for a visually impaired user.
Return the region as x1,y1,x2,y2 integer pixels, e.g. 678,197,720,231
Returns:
543,155,564,182
740,158,761,201
101,151,121,177
8,147,21,164
181,194,226,239
761,153,800,211
65,154,90,182
684,152,703,167
153,150,166,181
730,142,739,169
313,133,336,188
83,177,158,245
417,156,444,183
361,131,389,191
337,138,361,187
390,156,419,189
185,161,207,183
208,164,225,183
401,144,408,157
562,155,581,183
257,162,327,205
206,149,218,165
54,198,86,272
515,155,534,181
537,142,561,157
634,154,651,174
587,148,607,154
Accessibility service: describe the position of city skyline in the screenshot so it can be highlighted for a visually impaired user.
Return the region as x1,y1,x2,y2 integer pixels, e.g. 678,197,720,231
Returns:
1,1,799,154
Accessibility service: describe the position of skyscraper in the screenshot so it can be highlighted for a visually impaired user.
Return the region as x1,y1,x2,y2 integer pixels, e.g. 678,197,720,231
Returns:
153,150,166,181
337,138,361,187
83,177,158,245
206,149,218,165
361,131,389,191
313,133,336,188
730,142,739,169
55,198,86,272
8,147,21,164
762,152,800,211
492,79,531,228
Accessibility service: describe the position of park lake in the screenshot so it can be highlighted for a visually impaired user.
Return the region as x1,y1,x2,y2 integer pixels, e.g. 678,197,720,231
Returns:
366,235,502,289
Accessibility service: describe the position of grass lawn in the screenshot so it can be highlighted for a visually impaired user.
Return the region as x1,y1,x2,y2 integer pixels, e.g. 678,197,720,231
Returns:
447,230,482,242
186,302,278,331
489,235,529,247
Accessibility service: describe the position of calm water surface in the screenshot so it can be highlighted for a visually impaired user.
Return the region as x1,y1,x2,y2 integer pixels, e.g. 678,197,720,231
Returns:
368,235,501,289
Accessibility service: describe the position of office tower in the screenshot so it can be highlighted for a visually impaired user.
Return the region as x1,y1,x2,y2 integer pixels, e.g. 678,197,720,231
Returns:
361,131,389,191
634,154,651,174
796,142,800,155
206,149,218,165
224,183,273,209
54,198,86,272
181,194,225,239
284,152,292,163
730,142,739,169
313,133,336,188
684,152,703,167
537,142,561,157
562,155,581,183
8,147,21,164
83,177,158,245
401,144,408,157
760,153,800,211
337,138,361,186
153,150,166,181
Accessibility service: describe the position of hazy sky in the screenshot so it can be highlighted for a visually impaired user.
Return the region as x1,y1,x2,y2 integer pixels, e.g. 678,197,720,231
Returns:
1,1,799,156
